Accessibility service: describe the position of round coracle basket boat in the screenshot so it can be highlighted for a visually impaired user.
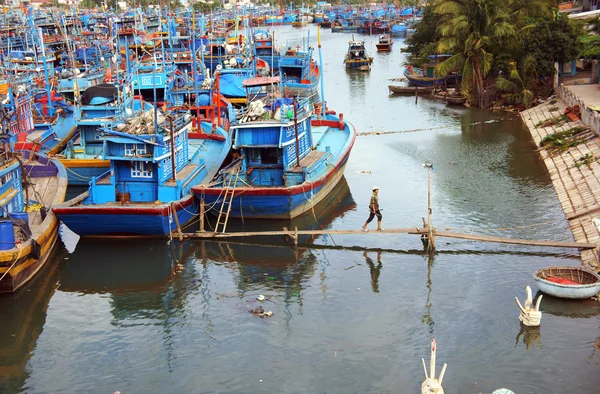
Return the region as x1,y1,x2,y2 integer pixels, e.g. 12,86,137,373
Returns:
534,266,600,299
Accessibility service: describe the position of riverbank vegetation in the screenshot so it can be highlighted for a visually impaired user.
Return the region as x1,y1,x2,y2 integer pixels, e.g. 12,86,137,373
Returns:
406,0,594,108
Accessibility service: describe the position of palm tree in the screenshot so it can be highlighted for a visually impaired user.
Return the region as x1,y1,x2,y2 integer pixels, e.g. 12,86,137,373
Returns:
496,55,537,107
434,0,517,107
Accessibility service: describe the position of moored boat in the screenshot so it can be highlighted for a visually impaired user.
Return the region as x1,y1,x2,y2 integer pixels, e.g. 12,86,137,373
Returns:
534,266,600,299
191,78,356,220
375,34,393,52
403,55,462,87
388,84,434,95
52,110,231,236
0,152,68,293
344,39,373,71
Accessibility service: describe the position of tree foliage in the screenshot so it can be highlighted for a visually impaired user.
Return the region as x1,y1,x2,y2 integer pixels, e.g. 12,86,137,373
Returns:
405,6,439,58
520,14,582,77
434,0,517,107
495,55,536,106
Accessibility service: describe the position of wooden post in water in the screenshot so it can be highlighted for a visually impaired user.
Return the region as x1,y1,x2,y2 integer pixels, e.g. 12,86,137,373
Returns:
171,202,183,242
415,88,419,104
199,199,205,232
293,96,301,168
425,163,435,250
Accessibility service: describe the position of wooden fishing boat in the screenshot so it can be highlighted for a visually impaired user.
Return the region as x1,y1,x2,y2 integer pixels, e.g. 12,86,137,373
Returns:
445,95,467,105
534,266,600,299
404,55,462,87
52,110,231,236
388,84,434,95
279,46,320,99
0,153,68,293
375,34,393,52
344,39,373,71
192,78,357,220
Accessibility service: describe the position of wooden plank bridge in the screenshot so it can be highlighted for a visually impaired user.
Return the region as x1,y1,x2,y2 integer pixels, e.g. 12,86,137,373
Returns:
176,226,597,250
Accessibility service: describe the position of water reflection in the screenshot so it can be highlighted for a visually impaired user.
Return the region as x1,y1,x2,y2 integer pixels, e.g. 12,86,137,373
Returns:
363,251,382,293
421,252,435,335
0,250,64,393
515,325,542,350
538,293,600,318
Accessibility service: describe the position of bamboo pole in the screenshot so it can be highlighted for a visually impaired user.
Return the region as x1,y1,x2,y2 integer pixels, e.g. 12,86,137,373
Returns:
199,199,205,232
171,203,183,242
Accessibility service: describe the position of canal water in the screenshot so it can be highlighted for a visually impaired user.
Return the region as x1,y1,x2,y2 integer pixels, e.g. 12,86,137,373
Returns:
1,25,599,393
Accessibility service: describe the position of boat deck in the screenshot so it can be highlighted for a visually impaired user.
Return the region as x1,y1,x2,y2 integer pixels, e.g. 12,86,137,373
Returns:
288,150,326,173
23,170,58,240
165,164,199,186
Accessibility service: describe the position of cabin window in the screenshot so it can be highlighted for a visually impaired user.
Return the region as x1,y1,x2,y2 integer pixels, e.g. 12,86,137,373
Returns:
248,148,261,164
261,148,281,165
131,161,153,178
124,143,147,156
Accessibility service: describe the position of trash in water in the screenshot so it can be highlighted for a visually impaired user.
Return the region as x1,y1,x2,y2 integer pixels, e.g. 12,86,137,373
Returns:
357,288,361,291
249,306,273,318
257,295,265,301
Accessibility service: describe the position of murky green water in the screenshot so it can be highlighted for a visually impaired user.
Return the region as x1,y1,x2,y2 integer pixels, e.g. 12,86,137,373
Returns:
1,25,599,393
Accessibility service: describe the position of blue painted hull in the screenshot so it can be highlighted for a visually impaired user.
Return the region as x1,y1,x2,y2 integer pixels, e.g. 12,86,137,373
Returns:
54,197,198,236
196,158,350,219
404,69,462,87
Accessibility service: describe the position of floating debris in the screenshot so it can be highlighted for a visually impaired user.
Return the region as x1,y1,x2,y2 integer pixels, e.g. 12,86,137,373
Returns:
257,295,265,301
249,306,273,318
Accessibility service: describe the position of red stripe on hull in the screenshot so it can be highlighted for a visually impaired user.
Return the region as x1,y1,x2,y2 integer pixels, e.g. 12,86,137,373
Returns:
53,195,195,216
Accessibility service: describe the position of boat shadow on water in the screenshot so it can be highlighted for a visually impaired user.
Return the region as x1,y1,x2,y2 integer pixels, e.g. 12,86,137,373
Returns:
192,176,356,290
0,248,66,392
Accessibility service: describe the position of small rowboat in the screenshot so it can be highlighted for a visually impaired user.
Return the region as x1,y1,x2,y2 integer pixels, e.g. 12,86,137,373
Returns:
388,85,434,95
445,96,467,105
534,266,600,299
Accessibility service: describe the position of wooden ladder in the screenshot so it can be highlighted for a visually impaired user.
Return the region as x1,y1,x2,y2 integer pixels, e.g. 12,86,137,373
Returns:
214,167,240,234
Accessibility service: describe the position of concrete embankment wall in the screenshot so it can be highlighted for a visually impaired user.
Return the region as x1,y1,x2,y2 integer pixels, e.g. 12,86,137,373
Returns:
557,84,600,136
521,92,600,272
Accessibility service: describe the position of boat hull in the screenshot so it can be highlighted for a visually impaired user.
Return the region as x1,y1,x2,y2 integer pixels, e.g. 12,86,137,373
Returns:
195,157,350,220
0,156,67,293
53,196,198,236
404,70,462,87
345,59,372,70
376,43,393,52
534,267,600,299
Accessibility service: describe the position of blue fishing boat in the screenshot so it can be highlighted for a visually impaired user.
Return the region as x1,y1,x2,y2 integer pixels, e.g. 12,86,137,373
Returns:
344,39,373,71
191,77,356,220
52,109,231,236
404,55,462,87
279,45,321,99
0,148,68,293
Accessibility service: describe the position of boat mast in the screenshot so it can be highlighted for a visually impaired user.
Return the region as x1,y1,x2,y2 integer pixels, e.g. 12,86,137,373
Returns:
317,26,325,119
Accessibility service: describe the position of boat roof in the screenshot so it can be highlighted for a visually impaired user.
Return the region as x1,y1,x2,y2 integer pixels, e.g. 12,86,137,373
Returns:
242,76,280,87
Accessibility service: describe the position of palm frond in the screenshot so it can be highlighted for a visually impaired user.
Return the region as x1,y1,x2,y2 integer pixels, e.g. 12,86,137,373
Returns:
496,76,518,92
435,53,465,76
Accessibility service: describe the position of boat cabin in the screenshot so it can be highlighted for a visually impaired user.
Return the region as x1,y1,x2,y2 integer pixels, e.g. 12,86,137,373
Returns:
227,78,315,187
89,110,198,204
